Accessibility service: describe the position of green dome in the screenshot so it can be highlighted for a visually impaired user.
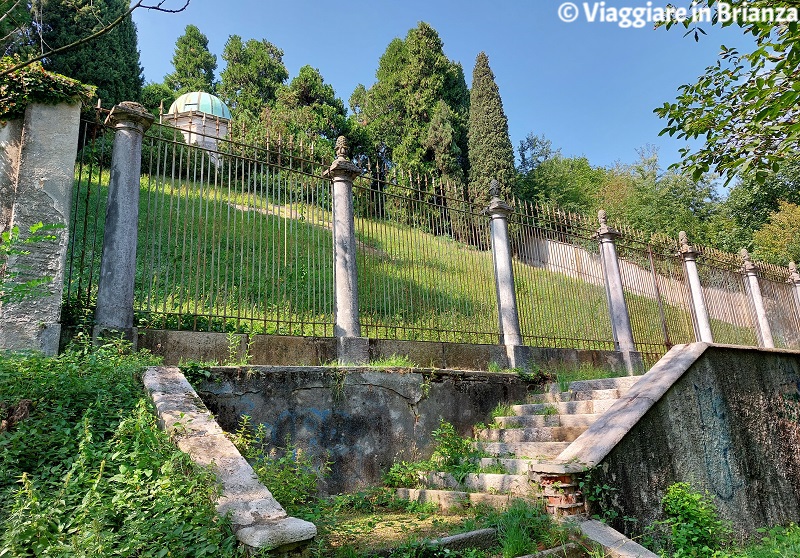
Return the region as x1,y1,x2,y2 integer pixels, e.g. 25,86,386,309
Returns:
168,91,231,120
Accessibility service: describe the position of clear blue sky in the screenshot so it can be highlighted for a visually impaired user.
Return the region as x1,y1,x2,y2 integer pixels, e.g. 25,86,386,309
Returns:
132,0,750,171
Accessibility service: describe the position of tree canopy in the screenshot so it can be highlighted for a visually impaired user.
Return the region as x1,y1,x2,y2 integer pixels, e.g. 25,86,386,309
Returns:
164,24,216,94
351,22,469,181
217,34,288,118
467,51,515,205
656,0,800,182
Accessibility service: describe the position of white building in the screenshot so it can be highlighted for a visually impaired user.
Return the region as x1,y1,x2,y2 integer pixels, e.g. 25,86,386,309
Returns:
161,91,231,155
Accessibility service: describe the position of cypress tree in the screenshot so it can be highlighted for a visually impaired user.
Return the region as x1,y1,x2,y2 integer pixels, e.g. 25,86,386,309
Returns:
165,25,217,94
39,0,143,106
467,52,515,207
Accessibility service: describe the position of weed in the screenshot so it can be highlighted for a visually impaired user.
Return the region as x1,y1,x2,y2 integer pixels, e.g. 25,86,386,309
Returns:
370,354,417,368
643,482,733,558
179,358,218,385
487,361,502,373
517,363,551,384
534,404,559,416
490,402,515,420
556,374,571,393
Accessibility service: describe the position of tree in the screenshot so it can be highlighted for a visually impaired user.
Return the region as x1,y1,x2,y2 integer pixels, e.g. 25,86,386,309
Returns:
467,51,515,206
164,24,216,94
271,65,347,141
753,201,800,265
140,81,175,116
353,23,469,180
656,0,800,182
1,0,190,78
517,154,604,214
217,34,288,118
35,0,143,106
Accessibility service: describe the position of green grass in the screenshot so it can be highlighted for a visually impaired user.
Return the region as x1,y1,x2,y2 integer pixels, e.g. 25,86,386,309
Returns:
65,166,753,359
0,342,244,557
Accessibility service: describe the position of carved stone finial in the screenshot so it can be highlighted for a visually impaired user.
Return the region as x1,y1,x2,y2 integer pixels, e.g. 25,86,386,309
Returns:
740,248,751,262
598,209,607,226
335,136,348,159
790,261,800,283
679,231,689,248
489,179,500,199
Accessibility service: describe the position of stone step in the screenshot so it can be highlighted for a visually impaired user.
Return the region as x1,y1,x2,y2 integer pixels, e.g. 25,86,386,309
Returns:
476,457,531,475
512,399,617,416
527,388,620,404
396,488,520,511
562,375,642,393
479,441,571,459
495,413,601,429
421,472,536,496
476,426,586,443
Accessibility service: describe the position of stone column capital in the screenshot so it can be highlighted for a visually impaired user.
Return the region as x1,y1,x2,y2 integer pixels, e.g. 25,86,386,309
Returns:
594,209,620,242
678,231,699,261
105,101,154,133
323,136,361,181
789,262,800,286
486,196,513,219
740,248,757,274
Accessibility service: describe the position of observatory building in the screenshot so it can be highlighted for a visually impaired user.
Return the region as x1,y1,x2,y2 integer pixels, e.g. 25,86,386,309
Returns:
161,91,231,153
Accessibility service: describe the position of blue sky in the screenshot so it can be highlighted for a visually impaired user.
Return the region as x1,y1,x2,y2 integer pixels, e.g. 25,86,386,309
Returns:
133,0,751,171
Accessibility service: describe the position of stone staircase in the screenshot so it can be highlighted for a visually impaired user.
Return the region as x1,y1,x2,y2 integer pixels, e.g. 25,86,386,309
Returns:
397,375,643,516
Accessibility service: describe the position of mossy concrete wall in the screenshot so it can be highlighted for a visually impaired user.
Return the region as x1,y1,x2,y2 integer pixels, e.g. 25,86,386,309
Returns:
138,329,633,372
585,344,800,536
196,366,532,494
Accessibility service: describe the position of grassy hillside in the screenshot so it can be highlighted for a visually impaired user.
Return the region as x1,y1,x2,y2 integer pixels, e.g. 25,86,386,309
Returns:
65,170,749,361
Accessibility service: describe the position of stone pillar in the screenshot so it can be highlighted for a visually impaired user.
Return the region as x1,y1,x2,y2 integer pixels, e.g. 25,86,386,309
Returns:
679,231,713,343
788,262,800,321
93,102,154,347
740,248,774,348
595,210,638,370
323,137,368,364
486,180,527,369
0,103,81,355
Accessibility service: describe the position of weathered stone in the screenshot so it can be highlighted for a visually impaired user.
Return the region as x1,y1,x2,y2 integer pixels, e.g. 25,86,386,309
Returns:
0,103,81,355
94,102,154,347
197,366,531,493
577,519,658,558
487,189,523,351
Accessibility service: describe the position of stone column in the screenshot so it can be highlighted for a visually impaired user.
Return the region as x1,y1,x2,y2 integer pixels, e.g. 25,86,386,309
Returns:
740,248,774,348
679,231,713,343
596,210,638,369
788,262,800,321
323,137,368,365
486,181,527,369
93,102,154,347
0,103,81,355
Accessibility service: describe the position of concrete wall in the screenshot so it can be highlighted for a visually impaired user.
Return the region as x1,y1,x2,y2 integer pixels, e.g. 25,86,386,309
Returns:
138,329,633,372
0,103,81,354
196,366,532,494
583,344,800,536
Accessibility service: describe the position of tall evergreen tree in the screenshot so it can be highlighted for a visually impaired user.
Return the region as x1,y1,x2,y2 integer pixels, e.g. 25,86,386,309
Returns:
39,0,143,106
164,25,216,94
353,23,469,181
467,52,515,206
217,34,288,118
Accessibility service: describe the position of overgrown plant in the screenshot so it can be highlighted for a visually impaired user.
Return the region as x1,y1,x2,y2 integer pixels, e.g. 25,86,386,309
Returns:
0,222,63,303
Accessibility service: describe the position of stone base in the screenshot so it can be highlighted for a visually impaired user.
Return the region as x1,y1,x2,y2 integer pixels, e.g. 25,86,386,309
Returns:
505,344,529,370
93,325,138,351
337,336,369,365
0,320,61,355
621,351,644,375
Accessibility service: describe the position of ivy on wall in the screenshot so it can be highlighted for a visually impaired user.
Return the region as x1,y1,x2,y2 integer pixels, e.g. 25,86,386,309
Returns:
1,56,95,121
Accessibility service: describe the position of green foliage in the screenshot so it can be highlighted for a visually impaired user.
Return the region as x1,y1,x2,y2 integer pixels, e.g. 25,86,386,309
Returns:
140,81,177,116
656,0,800,182
752,201,800,264
0,222,63,303
218,34,288,118
467,52,515,206
352,22,469,182
0,56,95,120
643,482,733,558
38,0,143,107
483,499,566,558
230,416,328,514
0,0,33,56
490,402,514,420
0,346,242,556
369,354,417,368
165,24,217,94
740,524,800,557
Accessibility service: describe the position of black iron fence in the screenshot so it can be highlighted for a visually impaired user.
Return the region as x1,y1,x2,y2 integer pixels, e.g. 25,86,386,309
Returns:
64,120,800,363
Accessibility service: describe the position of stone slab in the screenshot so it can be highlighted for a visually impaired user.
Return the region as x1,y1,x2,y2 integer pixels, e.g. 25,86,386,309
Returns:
577,519,658,558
